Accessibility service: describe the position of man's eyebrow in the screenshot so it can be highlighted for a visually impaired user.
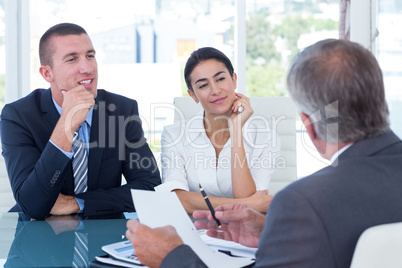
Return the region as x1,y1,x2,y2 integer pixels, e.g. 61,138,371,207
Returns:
194,71,226,84
62,50,96,60
62,52,78,60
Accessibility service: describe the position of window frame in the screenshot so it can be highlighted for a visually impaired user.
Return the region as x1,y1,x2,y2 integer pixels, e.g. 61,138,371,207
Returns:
3,0,248,104
5,0,378,103
4,0,31,104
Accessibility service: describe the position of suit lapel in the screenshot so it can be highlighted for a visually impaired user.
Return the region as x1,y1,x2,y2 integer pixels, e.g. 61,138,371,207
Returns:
40,89,75,193
88,90,105,190
40,89,60,136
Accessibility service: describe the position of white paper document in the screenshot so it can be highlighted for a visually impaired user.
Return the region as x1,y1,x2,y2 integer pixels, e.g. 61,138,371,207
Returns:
95,256,144,268
200,231,257,259
131,189,255,268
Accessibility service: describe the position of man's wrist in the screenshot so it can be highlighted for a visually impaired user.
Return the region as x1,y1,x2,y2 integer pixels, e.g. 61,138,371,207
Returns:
74,197,85,213
65,195,81,214
49,139,74,158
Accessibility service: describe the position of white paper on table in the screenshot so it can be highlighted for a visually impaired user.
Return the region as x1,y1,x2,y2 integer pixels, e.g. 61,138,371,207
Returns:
131,189,255,268
95,256,147,268
200,231,257,259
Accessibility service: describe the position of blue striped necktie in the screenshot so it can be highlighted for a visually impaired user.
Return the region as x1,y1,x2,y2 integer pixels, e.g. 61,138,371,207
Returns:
72,129,88,194
72,231,88,267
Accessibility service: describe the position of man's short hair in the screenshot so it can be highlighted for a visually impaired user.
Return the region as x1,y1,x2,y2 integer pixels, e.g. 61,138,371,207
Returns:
39,23,87,67
287,39,389,143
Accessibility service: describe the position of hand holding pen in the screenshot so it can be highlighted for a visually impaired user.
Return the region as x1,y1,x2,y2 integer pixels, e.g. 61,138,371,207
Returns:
199,184,221,228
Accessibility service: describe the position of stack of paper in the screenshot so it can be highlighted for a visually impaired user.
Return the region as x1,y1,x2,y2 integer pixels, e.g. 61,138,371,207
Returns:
131,189,255,268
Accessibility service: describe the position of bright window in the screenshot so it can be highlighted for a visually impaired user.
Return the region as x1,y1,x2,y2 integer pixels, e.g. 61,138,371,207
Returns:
0,1,5,111
245,0,339,98
377,0,402,139
244,1,339,177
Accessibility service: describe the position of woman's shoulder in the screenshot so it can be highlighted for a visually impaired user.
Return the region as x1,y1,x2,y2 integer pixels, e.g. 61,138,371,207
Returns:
163,122,183,133
163,114,205,134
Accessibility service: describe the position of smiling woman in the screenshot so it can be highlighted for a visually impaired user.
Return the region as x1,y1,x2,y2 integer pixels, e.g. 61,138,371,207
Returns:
155,47,280,214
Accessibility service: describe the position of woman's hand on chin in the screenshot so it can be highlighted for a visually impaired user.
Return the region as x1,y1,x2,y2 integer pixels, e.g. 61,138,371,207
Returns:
229,93,253,129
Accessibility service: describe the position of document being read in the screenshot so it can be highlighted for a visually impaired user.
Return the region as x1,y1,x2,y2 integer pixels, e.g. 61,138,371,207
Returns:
131,189,255,268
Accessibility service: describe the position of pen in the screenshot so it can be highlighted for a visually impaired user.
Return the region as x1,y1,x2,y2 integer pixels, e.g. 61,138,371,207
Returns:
199,183,221,228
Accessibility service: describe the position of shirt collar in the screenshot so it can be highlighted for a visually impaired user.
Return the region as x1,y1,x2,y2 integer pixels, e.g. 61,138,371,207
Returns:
52,95,93,127
330,143,353,164
185,110,207,145
185,110,249,149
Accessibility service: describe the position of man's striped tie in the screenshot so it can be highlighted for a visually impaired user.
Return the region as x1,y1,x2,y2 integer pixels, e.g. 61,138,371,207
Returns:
72,130,88,194
72,232,88,268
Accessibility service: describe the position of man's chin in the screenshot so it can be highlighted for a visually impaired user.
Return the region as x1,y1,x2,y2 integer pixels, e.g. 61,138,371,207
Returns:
86,87,98,98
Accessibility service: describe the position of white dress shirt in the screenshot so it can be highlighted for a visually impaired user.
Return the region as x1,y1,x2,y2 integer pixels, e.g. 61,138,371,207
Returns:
155,110,280,198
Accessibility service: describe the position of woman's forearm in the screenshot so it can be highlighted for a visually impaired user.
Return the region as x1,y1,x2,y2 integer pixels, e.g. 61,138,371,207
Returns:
230,124,256,198
174,189,248,214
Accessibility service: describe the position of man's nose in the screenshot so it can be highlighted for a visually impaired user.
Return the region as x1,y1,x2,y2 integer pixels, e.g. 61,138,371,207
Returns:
80,58,94,73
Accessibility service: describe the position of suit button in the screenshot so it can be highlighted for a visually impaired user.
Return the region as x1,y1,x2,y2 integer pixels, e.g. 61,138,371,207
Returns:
49,175,58,187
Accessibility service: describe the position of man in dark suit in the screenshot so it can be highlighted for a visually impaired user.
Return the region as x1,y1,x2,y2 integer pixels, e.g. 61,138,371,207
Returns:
0,23,161,220
125,39,402,267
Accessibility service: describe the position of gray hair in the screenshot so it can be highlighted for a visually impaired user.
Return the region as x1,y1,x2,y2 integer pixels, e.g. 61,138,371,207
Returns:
287,39,389,143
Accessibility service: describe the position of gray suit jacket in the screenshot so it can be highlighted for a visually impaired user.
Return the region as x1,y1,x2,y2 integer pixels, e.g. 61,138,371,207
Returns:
163,131,402,268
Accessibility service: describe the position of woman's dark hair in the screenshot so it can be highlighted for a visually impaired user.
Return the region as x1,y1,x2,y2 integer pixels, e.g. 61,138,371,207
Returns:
184,47,234,92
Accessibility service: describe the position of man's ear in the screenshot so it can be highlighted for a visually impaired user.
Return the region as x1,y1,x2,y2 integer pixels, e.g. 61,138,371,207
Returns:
301,113,317,141
187,89,199,103
39,65,54,83
301,112,330,157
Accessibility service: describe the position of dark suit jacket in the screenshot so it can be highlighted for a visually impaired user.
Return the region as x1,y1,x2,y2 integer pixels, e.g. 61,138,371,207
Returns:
161,131,402,268
1,88,161,219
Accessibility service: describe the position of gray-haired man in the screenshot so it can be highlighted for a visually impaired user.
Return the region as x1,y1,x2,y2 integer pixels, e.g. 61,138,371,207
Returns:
125,39,402,268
